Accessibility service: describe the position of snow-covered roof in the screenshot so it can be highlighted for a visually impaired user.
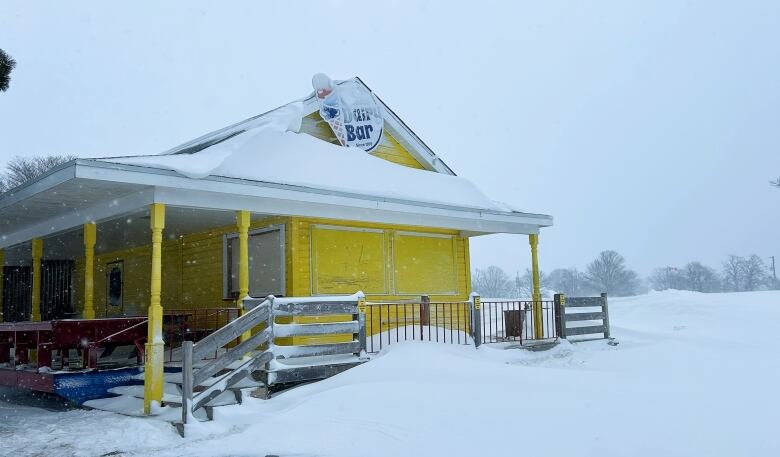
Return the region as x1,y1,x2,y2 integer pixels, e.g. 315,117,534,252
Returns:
96,102,510,212
0,77,553,250
150,77,456,175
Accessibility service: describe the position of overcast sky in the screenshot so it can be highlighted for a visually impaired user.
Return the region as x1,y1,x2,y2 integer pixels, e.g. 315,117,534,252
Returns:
1,1,778,278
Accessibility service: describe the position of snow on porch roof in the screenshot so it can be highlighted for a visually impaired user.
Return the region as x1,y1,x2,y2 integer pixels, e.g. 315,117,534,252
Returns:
95,101,518,213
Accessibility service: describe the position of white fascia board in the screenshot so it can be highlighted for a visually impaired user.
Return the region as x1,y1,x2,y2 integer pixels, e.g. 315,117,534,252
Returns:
0,162,76,211
74,161,551,234
154,187,542,235
379,106,454,175
0,187,155,249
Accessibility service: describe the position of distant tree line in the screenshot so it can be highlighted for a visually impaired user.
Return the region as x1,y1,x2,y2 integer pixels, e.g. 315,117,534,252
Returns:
648,255,778,293
473,250,778,299
472,250,643,298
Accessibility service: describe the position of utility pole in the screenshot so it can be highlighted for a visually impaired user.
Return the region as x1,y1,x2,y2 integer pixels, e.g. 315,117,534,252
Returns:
771,256,777,281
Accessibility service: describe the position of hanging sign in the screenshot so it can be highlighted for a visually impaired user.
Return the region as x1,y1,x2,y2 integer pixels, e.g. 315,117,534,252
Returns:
312,74,384,152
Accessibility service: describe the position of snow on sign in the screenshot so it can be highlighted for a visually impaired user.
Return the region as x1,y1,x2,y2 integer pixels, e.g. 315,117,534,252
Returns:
312,73,384,152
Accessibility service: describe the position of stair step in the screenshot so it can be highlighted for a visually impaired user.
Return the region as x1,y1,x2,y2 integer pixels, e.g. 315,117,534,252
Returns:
106,384,241,407
83,395,172,418
164,370,263,389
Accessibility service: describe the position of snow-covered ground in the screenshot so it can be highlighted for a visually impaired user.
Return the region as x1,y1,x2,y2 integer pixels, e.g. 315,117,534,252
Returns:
2,290,779,457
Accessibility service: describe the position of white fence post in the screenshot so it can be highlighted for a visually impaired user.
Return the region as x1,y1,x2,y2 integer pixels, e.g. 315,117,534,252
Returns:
357,292,367,357
181,340,193,425
470,293,482,348
601,293,610,339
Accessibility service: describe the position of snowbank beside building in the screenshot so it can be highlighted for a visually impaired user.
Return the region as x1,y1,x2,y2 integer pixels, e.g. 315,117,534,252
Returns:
3,290,779,456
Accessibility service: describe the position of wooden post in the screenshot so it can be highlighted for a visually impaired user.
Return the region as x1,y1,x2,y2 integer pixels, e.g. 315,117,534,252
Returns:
181,340,193,425
554,293,567,339
31,238,43,322
601,293,610,338
528,234,543,339
0,249,4,323
357,294,367,356
144,203,165,415
471,293,482,348
419,295,430,340
236,210,252,344
83,222,97,319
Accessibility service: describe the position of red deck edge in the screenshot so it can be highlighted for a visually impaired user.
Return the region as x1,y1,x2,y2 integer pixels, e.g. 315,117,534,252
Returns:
0,367,54,392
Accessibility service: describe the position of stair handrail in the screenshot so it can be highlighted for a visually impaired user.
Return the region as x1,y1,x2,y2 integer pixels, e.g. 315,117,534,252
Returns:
178,292,368,429
181,295,274,424
94,318,149,346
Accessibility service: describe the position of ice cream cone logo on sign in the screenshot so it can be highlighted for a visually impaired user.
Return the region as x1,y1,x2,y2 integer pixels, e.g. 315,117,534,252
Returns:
312,73,384,152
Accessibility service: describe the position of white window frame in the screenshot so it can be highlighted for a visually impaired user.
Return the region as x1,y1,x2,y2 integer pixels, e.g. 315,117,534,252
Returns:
223,224,286,299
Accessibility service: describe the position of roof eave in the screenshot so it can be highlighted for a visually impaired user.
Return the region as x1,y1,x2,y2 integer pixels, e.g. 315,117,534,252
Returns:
76,158,552,228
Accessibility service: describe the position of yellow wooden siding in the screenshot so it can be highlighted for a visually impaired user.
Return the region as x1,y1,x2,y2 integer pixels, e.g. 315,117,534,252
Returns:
299,112,426,170
310,226,388,295
70,214,471,344
73,217,290,316
73,241,181,317
178,216,290,308
393,232,457,295
290,216,471,302
370,132,424,169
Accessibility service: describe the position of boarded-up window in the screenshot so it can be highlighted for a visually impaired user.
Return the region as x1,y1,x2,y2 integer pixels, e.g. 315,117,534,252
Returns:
226,226,285,297
393,232,457,295
311,226,387,295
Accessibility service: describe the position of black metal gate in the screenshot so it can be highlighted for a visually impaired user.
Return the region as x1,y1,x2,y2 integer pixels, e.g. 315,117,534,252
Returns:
1,261,73,322
2,266,32,322
41,260,74,320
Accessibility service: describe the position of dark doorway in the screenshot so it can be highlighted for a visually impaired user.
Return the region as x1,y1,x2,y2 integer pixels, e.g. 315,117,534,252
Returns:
2,266,32,322
106,261,124,317
41,260,74,320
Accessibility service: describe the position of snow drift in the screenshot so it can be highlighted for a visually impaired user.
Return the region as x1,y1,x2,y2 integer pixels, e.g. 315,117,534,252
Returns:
4,290,779,457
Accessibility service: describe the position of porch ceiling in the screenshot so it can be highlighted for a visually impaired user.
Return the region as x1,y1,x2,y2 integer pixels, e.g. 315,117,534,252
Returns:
0,177,147,232
3,206,241,264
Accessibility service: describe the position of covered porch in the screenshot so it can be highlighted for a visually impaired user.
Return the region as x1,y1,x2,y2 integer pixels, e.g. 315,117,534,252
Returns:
0,158,552,412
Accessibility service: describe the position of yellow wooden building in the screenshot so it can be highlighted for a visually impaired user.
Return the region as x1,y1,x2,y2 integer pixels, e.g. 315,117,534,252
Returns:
0,76,552,412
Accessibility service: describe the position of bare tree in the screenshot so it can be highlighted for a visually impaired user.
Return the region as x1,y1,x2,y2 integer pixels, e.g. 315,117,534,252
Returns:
648,266,685,291
682,262,721,292
547,268,585,296
0,49,15,92
472,266,512,298
742,255,768,291
585,250,641,296
512,269,547,298
0,155,77,193
722,255,744,292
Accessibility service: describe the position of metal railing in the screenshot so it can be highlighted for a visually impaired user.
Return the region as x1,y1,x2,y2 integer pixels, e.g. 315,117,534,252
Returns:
364,298,472,353
163,308,240,362
477,299,558,344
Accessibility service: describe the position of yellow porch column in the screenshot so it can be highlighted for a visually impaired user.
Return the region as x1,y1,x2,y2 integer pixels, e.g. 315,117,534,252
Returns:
31,238,43,322
236,210,251,343
529,234,544,339
83,223,97,319
144,203,165,415
0,249,4,322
